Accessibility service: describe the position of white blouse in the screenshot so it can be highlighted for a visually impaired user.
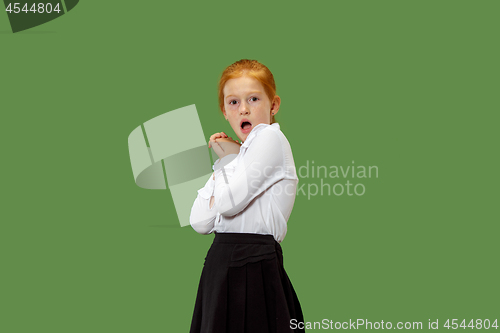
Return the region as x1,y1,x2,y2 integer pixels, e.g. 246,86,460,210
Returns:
189,123,299,243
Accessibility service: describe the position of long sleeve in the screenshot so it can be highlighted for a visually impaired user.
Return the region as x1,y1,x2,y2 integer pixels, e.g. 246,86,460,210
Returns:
189,172,217,234
213,129,285,217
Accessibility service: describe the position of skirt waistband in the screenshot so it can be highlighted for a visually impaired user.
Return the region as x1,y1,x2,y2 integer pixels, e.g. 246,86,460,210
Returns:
214,232,277,245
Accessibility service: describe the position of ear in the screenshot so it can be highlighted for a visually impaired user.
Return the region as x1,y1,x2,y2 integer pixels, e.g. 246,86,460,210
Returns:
271,96,281,116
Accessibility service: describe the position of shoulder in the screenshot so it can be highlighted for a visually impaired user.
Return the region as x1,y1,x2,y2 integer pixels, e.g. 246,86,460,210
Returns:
243,123,295,167
242,123,297,179
261,123,293,155
243,123,290,150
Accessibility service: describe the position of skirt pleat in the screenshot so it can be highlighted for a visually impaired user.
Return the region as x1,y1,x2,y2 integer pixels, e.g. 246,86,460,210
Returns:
190,232,305,333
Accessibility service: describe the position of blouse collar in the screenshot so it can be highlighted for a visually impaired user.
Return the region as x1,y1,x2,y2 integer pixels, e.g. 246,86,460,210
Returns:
241,123,280,149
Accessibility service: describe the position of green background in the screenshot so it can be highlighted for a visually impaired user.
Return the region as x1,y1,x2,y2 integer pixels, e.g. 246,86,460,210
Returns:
1,1,498,332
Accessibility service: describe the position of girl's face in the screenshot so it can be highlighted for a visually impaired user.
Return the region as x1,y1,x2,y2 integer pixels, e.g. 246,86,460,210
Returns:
223,75,280,143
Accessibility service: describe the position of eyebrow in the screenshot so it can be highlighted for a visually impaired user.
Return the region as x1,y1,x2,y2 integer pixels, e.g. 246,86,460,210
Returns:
225,91,263,100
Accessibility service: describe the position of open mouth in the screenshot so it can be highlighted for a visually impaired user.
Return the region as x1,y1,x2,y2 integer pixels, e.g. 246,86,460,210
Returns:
241,121,252,130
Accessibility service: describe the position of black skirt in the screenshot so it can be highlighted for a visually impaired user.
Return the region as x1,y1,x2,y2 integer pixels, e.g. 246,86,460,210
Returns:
190,232,305,333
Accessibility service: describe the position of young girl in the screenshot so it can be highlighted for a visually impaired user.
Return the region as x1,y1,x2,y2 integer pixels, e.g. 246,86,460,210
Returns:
189,59,305,333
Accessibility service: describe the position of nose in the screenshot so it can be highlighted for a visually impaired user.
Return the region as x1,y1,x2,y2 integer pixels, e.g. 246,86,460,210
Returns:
240,101,250,115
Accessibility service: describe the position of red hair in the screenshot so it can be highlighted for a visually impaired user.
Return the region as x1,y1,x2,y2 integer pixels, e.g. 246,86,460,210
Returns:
218,59,277,124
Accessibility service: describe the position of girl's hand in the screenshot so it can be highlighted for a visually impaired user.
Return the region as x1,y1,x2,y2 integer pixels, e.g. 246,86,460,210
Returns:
209,132,229,159
209,132,242,159
208,132,228,149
